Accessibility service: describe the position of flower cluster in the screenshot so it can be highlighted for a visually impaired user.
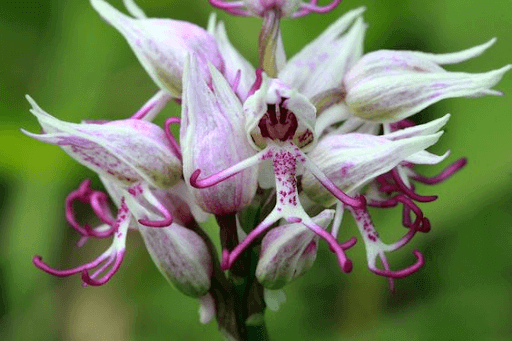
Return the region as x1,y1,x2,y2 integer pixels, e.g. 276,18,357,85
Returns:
25,0,509,332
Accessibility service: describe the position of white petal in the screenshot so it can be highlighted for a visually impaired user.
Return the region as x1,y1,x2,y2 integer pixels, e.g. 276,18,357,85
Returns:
123,0,146,18
24,96,181,188
91,0,223,97
181,55,258,214
302,132,444,206
346,65,511,122
383,114,450,140
331,116,365,135
210,19,256,100
416,38,497,65
315,102,352,136
405,150,450,165
279,7,366,97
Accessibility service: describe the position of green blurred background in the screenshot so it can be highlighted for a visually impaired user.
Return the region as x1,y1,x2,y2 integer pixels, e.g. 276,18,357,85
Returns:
1,0,511,340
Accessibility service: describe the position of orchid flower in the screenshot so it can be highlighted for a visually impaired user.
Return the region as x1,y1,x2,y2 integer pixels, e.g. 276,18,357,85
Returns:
190,71,366,274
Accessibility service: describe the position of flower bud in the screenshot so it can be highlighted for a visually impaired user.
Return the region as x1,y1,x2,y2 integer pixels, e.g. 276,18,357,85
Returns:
23,96,181,189
139,223,213,297
91,0,224,98
256,210,334,289
181,56,258,215
343,39,511,122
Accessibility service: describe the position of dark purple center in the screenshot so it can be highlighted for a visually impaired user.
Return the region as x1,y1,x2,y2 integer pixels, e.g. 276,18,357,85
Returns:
257,99,298,141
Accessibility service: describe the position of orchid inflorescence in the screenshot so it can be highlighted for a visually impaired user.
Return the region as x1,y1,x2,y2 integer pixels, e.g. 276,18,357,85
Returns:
24,0,509,338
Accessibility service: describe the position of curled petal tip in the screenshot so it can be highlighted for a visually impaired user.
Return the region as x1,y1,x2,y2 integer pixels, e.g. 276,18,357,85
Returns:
189,169,202,188
340,237,358,250
32,255,63,276
81,270,104,286
411,157,468,185
419,218,431,233
342,260,353,273
371,250,425,279
33,255,44,267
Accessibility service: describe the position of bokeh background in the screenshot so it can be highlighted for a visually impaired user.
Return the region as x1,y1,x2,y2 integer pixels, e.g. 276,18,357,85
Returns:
1,0,511,340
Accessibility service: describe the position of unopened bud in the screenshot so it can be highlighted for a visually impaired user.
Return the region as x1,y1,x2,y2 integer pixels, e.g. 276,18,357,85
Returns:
139,224,213,297
91,0,224,97
181,56,258,215
256,210,334,289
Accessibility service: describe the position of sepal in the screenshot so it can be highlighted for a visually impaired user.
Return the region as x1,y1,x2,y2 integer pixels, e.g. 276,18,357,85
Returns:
23,96,182,189
181,56,258,214
344,44,511,122
91,0,224,97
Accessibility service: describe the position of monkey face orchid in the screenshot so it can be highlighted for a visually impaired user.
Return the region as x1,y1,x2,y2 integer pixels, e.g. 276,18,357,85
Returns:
24,4,510,337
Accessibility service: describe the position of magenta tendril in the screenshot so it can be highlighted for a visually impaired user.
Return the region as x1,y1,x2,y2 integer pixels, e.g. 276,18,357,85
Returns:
164,117,183,160
378,255,395,292
369,194,430,232
89,192,115,225
390,226,418,251
391,169,438,202
65,180,116,238
410,158,467,185
33,255,104,277
190,169,237,189
81,250,125,286
190,150,265,189
303,220,353,273
33,250,125,286
208,0,250,16
293,0,343,17
190,169,231,188
370,250,425,279
339,236,357,250
209,0,343,18
314,173,367,209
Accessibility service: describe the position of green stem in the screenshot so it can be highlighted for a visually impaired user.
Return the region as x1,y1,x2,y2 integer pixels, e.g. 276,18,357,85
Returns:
215,214,270,341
